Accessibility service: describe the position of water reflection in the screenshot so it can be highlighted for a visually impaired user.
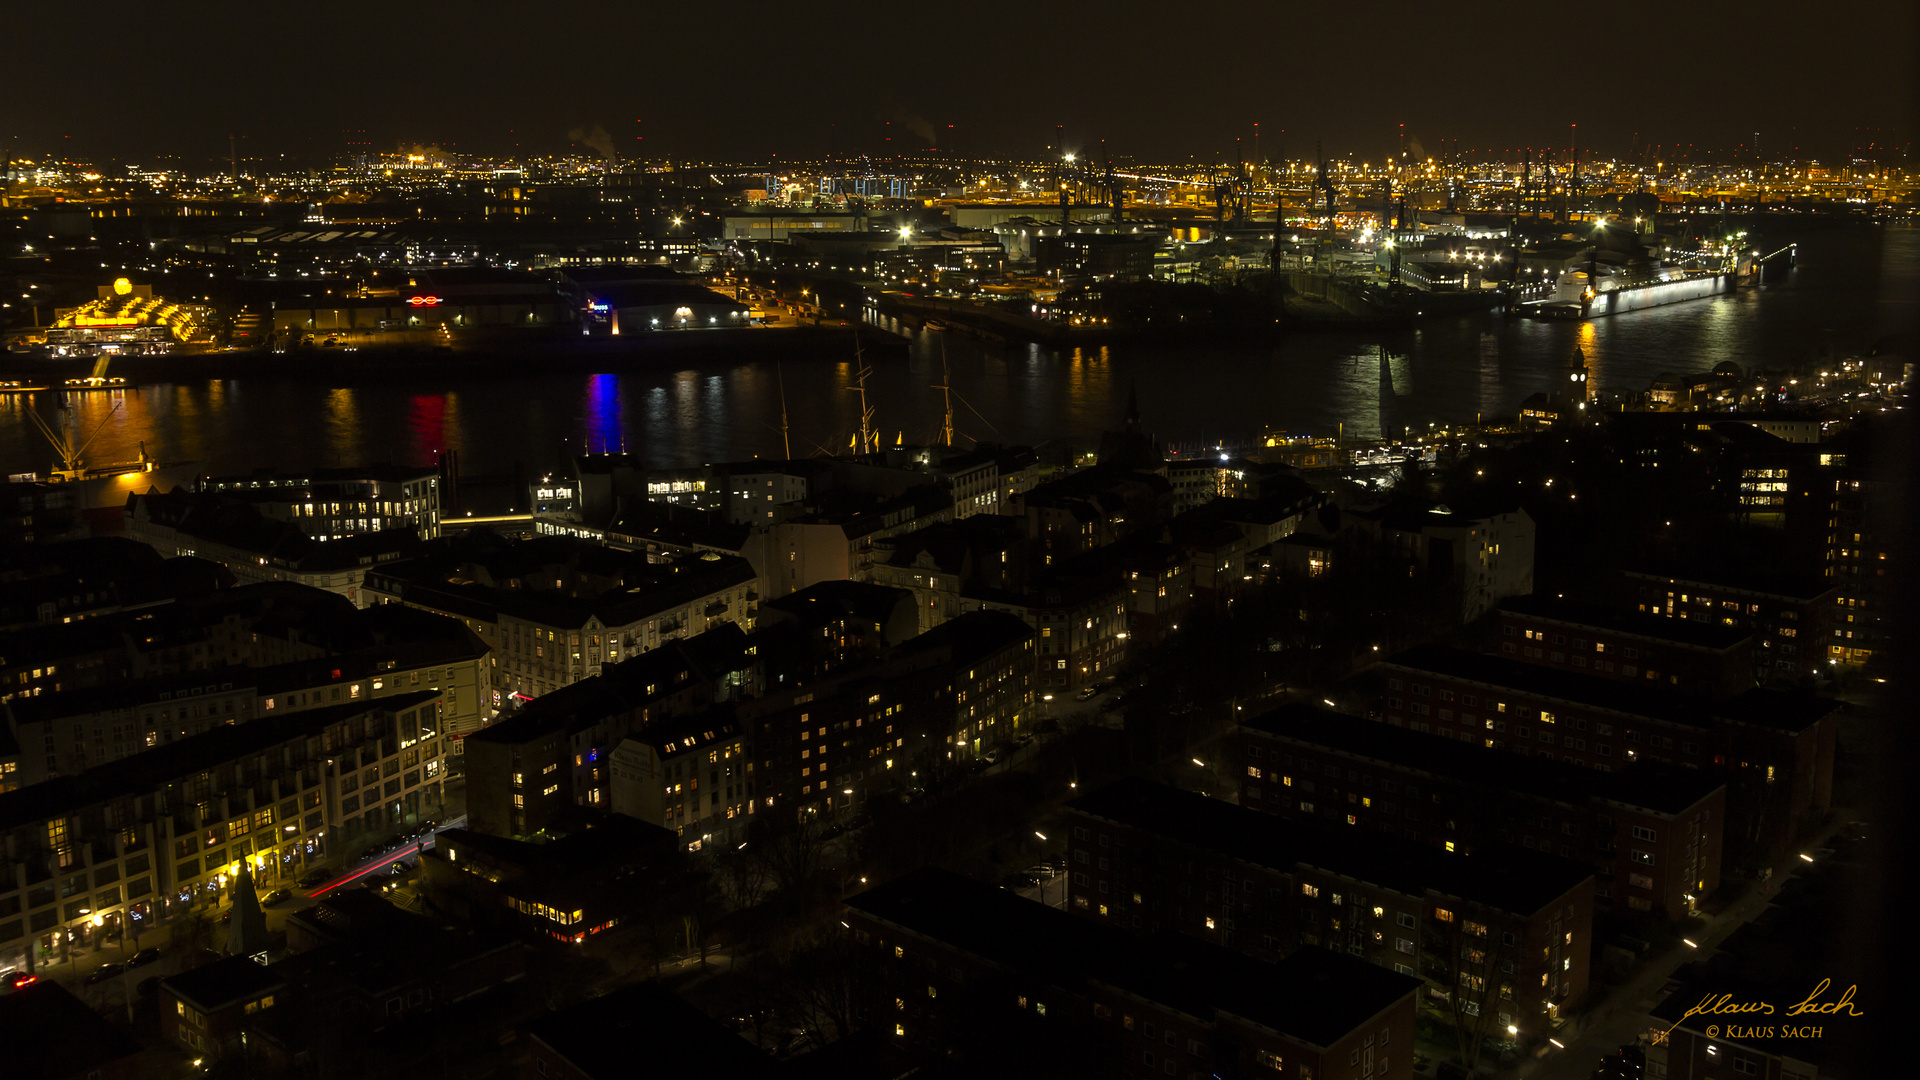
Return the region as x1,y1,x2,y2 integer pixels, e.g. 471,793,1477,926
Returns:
0,230,1906,480
325,387,359,465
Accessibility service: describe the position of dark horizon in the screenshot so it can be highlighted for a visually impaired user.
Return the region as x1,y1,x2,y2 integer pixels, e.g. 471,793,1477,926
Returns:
10,0,1914,167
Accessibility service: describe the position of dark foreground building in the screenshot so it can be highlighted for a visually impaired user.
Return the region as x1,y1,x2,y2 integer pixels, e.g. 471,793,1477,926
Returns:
847,865,1422,1080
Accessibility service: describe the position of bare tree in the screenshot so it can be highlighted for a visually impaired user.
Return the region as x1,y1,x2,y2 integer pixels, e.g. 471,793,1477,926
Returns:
752,812,830,893
1422,904,1519,1072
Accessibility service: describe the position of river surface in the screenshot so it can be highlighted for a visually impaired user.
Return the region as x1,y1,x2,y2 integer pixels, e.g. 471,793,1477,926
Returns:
3,229,1913,491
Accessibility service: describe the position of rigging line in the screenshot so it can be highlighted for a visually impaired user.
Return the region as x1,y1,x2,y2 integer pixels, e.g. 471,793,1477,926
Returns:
71,400,124,464
951,389,1000,437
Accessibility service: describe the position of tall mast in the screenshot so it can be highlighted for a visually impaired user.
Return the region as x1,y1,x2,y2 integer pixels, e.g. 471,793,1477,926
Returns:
777,360,793,459
851,331,875,456
933,340,955,447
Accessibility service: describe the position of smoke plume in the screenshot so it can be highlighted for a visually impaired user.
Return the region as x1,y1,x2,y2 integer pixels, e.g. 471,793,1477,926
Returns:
879,102,936,147
568,124,617,162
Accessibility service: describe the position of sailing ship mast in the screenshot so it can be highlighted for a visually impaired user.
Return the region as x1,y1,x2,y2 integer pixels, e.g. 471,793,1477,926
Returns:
776,360,793,459
933,340,955,448
850,331,875,456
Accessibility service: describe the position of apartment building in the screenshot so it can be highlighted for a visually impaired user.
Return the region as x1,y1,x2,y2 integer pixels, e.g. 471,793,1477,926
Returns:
197,464,443,541
1065,778,1595,1033
1493,594,1758,698
1239,703,1725,919
461,626,750,839
362,537,756,703
1376,646,1839,856
1621,567,1837,684
0,693,441,977
127,491,418,608
848,865,1422,1080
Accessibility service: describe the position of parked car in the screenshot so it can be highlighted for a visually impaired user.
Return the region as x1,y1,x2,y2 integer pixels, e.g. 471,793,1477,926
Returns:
3,972,41,992
128,948,161,968
1026,864,1060,880
390,862,413,878
296,868,330,888
981,748,1003,765
1000,872,1039,890
84,963,125,985
261,889,292,907
1075,686,1098,701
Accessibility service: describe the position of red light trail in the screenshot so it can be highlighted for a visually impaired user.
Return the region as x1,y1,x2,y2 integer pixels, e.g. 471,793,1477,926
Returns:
305,840,428,898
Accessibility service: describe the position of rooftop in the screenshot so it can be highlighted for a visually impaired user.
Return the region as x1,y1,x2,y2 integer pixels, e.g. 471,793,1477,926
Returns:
0,692,437,831
762,580,912,629
529,980,775,1079
1715,687,1842,734
0,980,146,1077
848,866,1419,1049
1499,594,1753,651
1621,565,1838,603
1070,777,1592,915
162,954,287,1012
1381,645,1710,728
1243,702,1724,816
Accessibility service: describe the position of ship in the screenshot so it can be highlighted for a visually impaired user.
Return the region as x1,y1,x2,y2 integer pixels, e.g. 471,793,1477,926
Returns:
18,396,198,534
1513,221,1789,320
1518,262,1732,320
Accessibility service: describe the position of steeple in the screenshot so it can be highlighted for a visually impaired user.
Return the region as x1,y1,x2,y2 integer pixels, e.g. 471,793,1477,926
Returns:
1565,348,1590,406
225,866,271,961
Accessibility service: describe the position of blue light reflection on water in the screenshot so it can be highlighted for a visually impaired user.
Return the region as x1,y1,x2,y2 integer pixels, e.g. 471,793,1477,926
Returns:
1,229,1910,478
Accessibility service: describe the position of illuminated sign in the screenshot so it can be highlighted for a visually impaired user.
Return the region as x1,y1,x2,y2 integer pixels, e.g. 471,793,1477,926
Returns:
587,301,610,313
71,316,144,327
648,480,706,494
113,277,134,296
406,296,442,307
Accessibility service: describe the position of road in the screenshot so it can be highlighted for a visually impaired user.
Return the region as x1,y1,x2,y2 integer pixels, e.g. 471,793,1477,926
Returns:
1517,823,1850,1080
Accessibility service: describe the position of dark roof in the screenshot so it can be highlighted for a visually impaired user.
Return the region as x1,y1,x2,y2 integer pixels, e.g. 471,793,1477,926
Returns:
1243,702,1724,816
588,281,745,310
1714,688,1841,734
529,981,775,1079
0,692,438,831
1346,499,1526,533
784,1030,920,1080
892,609,1034,664
1069,778,1591,915
1498,594,1753,651
437,814,675,880
162,954,287,1012
0,980,146,1077
372,538,754,630
848,866,1419,1049
4,666,256,723
466,625,747,746
1621,565,1838,603
1215,945,1422,1047
762,580,911,628
1381,645,1710,728
201,464,438,487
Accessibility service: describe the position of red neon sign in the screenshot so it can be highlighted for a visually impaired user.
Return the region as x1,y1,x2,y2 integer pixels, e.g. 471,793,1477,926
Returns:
406,295,442,307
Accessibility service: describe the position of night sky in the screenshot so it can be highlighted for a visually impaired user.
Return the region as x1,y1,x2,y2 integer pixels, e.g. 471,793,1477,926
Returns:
10,0,1914,165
